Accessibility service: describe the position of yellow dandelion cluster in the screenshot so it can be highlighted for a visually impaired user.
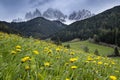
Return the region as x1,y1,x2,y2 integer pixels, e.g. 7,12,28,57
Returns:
15,45,22,52
21,56,31,63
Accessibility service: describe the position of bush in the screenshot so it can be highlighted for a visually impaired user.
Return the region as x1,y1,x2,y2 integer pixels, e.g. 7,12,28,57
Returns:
83,46,89,53
64,44,70,49
114,46,119,56
94,49,100,56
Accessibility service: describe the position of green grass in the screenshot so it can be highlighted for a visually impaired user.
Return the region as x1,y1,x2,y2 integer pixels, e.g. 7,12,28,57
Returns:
0,32,120,80
63,40,114,56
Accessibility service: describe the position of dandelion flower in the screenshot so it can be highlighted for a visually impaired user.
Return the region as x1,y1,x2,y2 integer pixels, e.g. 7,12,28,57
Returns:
70,52,75,55
56,47,60,52
21,56,31,63
16,49,22,52
11,50,16,54
98,61,103,65
71,66,77,69
44,62,50,67
70,58,78,63
66,78,70,80
109,75,117,80
33,50,39,55
25,65,30,70
16,45,21,49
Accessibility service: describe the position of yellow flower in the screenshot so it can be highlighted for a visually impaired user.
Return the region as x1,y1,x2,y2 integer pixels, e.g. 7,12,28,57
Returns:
33,50,39,55
96,56,101,60
47,49,52,54
109,76,117,80
65,63,69,66
25,65,30,70
70,58,78,63
66,78,70,80
44,62,50,67
16,45,21,49
56,47,61,52
70,52,75,55
111,61,115,65
11,50,16,54
104,63,108,66
98,61,103,65
21,56,31,63
71,66,77,69
87,57,93,61
16,49,22,52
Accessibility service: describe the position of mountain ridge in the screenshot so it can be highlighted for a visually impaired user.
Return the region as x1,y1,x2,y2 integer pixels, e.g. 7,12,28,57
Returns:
51,6,120,46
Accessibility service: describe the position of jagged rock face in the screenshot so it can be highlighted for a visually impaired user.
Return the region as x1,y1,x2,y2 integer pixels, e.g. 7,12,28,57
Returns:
12,18,23,22
43,8,66,22
33,9,41,18
14,8,94,24
69,9,94,20
25,9,41,20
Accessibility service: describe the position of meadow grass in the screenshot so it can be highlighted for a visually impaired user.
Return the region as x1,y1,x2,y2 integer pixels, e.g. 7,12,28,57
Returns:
0,32,120,80
63,40,114,56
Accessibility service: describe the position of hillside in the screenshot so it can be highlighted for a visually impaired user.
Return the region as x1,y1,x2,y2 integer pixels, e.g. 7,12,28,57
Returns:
51,6,120,46
63,40,114,56
0,32,120,80
1,17,66,39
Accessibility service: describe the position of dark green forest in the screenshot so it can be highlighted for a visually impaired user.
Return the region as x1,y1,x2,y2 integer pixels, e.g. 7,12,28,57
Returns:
51,6,120,46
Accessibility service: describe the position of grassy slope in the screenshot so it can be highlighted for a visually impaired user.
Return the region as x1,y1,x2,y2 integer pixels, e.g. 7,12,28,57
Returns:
63,40,114,56
0,32,120,80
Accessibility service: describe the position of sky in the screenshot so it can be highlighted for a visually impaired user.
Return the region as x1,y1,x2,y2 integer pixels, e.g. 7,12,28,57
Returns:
0,0,120,22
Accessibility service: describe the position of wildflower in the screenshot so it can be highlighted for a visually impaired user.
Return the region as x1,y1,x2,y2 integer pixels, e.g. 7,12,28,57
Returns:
70,52,75,55
11,50,16,54
92,61,96,63
21,56,31,63
56,47,61,52
98,61,103,65
87,57,93,61
70,58,78,63
16,49,22,52
109,75,117,80
44,62,50,67
33,50,39,55
47,49,52,54
96,56,101,60
71,66,77,69
104,63,108,66
66,78,70,80
65,63,69,66
25,65,30,70
111,61,115,65
16,45,21,49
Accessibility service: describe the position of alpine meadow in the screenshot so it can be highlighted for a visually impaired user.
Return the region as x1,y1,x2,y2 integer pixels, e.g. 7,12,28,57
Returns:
0,0,120,80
